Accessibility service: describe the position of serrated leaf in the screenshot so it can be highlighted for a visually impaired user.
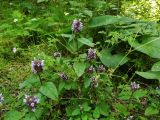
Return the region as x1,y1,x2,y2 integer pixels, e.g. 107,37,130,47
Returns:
99,49,129,68
73,61,86,77
39,82,58,101
128,37,160,58
145,106,159,116
78,38,94,47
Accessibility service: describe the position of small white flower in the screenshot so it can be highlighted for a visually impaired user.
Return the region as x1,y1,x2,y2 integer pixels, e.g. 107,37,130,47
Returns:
13,47,17,53
0,93,4,103
13,19,18,23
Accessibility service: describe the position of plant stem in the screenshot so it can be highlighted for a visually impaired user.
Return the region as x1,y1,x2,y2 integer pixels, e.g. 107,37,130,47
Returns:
127,91,134,110
38,74,42,85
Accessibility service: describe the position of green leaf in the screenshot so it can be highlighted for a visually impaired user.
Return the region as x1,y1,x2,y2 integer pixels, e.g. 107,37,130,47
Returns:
151,61,160,71
145,106,159,116
23,113,37,120
136,71,160,81
93,106,100,118
78,38,94,47
4,110,23,120
84,77,91,88
73,61,86,77
20,74,39,89
133,89,147,99
128,37,160,58
89,15,135,28
39,82,58,101
99,49,129,68
115,103,129,116
72,109,80,116
99,102,109,116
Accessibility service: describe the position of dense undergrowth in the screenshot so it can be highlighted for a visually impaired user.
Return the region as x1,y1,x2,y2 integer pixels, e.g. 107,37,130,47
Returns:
0,0,160,120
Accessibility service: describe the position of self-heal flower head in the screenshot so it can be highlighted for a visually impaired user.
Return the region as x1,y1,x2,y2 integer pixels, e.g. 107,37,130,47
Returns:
86,66,95,74
31,58,44,74
87,48,96,61
72,19,83,32
98,65,106,73
60,73,68,80
91,76,98,88
130,81,140,91
23,95,39,112
0,93,4,103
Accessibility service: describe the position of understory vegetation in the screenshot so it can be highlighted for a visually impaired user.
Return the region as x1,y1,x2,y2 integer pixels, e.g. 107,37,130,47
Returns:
0,0,160,120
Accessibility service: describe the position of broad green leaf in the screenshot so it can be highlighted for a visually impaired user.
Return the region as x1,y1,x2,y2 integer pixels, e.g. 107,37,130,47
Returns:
93,106,100,118
89,15,135,28
136,71,160,80
145,106,159,116
99,102,109,116
4,110,23,120
115,103,129,116
73,61,86,77
72,109,80,116
118,91,132,100
39,82,58,101
78,38,94,47
20,75,39,89
151,61,160,71
23,113,37,120
99,49,129,68
128,37,160,58
133,89,147,99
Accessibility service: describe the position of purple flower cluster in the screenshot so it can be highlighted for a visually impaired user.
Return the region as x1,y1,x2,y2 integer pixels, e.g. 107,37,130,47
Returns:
86,66,95,74
130,82,140,91
0,93,4,104
60,73,68,80
72,19,83,32
87,48,96,61
23,95,39,112
98,65,105,73
31,58,44,74
91,76,98,88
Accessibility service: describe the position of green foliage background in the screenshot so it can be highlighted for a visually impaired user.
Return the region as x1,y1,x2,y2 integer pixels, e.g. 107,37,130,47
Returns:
0,0,160,120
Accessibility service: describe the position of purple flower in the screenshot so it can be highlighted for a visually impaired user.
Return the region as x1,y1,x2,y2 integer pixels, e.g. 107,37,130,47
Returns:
87,48,96,61
23,95,39,112
0,93,4,103
72,19,83,32
98,65,105,73
91,76,98,88
53,52,61,58
60,73,68,80
86,66,95,74
31,58,44,74
130,82,140,91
